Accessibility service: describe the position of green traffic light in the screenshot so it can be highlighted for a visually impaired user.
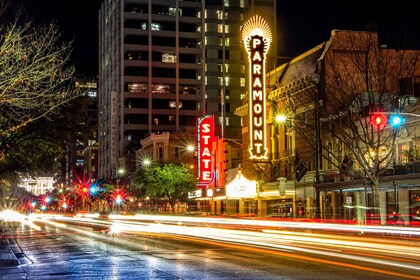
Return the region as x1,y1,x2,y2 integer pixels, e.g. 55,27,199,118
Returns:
389,114,404,127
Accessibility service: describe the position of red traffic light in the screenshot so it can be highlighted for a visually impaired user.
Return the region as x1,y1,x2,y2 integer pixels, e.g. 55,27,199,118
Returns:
370,113,387,127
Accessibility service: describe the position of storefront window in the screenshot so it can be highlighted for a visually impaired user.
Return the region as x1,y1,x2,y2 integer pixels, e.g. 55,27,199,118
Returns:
268,199,293,219
409,190,420,222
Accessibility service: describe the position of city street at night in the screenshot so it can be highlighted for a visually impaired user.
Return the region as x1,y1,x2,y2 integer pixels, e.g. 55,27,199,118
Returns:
1,1,419,279
1,214,419,279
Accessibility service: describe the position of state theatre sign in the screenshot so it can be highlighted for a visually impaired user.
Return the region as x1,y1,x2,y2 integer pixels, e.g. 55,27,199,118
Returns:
242,15,272,161
197,115,215,187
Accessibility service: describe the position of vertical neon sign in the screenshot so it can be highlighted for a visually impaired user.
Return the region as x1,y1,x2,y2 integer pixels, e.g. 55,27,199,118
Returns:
242,15,271,161
197,115,215,186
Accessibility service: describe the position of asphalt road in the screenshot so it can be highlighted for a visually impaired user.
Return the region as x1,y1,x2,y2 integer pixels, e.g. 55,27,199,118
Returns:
0,217,419,280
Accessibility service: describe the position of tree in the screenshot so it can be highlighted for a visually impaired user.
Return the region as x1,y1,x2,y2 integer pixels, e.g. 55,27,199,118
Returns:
0,95,95,188
132,163,197,213
278,31,419,223
0,2,80,161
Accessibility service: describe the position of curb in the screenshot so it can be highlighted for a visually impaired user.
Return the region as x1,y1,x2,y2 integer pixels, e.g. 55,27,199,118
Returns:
0,226,24,266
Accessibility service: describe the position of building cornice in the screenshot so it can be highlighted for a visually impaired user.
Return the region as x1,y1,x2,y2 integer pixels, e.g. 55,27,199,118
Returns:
234,73,319,117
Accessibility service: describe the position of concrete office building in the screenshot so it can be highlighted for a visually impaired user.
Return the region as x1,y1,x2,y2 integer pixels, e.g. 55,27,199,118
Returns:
98,0,276,177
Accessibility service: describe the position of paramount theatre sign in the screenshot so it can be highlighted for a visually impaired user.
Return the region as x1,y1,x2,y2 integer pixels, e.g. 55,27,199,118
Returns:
242,15,272,161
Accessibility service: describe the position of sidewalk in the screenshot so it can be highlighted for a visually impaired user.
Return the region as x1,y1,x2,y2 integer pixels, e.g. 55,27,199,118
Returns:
0,224,22,266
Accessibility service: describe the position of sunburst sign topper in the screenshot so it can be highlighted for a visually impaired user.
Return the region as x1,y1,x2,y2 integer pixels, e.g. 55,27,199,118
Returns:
242,15,272,161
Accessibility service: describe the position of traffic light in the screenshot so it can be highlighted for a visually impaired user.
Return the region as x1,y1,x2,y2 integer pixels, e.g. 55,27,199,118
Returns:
370,113,387,127
389,114,405,127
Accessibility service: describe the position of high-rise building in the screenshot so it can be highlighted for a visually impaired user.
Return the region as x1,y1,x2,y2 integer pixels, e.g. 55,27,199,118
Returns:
98,0,276,177
61,76,98,186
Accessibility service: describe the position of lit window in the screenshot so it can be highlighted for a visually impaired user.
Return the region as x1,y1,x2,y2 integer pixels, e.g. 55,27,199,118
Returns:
240,78,245,87
198,11,201,18
225,38,230,46
218,24,223,33
169,7,177,16
219,64,229,73
224,0,229,7
141,22,147,30
218,77,223,86
217,10,223,20
128,83,147,93
240,0,244,8
162,53,176,63
197,26,201,32
241,65,245,73
169,101,182,108
225,77,230,86
225,25,229,33
151,23,160,31
152,84,170,94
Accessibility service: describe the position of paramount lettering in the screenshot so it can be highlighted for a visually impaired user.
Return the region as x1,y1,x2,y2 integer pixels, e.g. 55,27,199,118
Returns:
243,16,271,160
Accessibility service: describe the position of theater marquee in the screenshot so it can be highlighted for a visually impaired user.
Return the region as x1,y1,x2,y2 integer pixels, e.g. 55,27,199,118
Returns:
242,15,272,161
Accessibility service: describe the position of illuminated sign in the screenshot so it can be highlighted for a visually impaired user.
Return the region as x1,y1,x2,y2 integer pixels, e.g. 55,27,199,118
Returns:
242,15,272,161
188,190,202,199
225,171,257,198
197,115,215,186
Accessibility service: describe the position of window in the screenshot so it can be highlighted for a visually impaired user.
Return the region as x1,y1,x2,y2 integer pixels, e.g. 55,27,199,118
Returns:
240,78,245,87
218,77,223,86
168,7,177,16
218,64,229,73
151,23,160,31
175,147,180,159
224,89,230,100
162,53,176,63
218,24,229,33
240,0,244,8
217,24,223,33
224,76,230,86
224,0,229,7
128,83,147,93
217,10,223,20
241,65,245,73
152,84,170,94
327,143,333,169
158,146,163,160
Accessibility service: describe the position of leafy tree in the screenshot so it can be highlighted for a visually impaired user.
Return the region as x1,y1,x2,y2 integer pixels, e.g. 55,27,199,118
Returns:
0,95,95,187
133,163,197,213
0,1,80,161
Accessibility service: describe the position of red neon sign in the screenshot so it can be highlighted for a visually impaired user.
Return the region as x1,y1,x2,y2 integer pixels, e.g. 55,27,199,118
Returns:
197,115,214,186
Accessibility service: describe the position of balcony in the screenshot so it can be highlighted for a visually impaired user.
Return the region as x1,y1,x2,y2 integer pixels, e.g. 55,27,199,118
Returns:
318,161,420,184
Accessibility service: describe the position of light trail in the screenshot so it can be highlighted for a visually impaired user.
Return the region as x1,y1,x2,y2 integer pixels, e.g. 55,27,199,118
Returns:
39,213,420,279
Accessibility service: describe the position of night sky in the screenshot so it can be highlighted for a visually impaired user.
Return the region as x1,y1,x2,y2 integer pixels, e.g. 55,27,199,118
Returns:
13,0,419,77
